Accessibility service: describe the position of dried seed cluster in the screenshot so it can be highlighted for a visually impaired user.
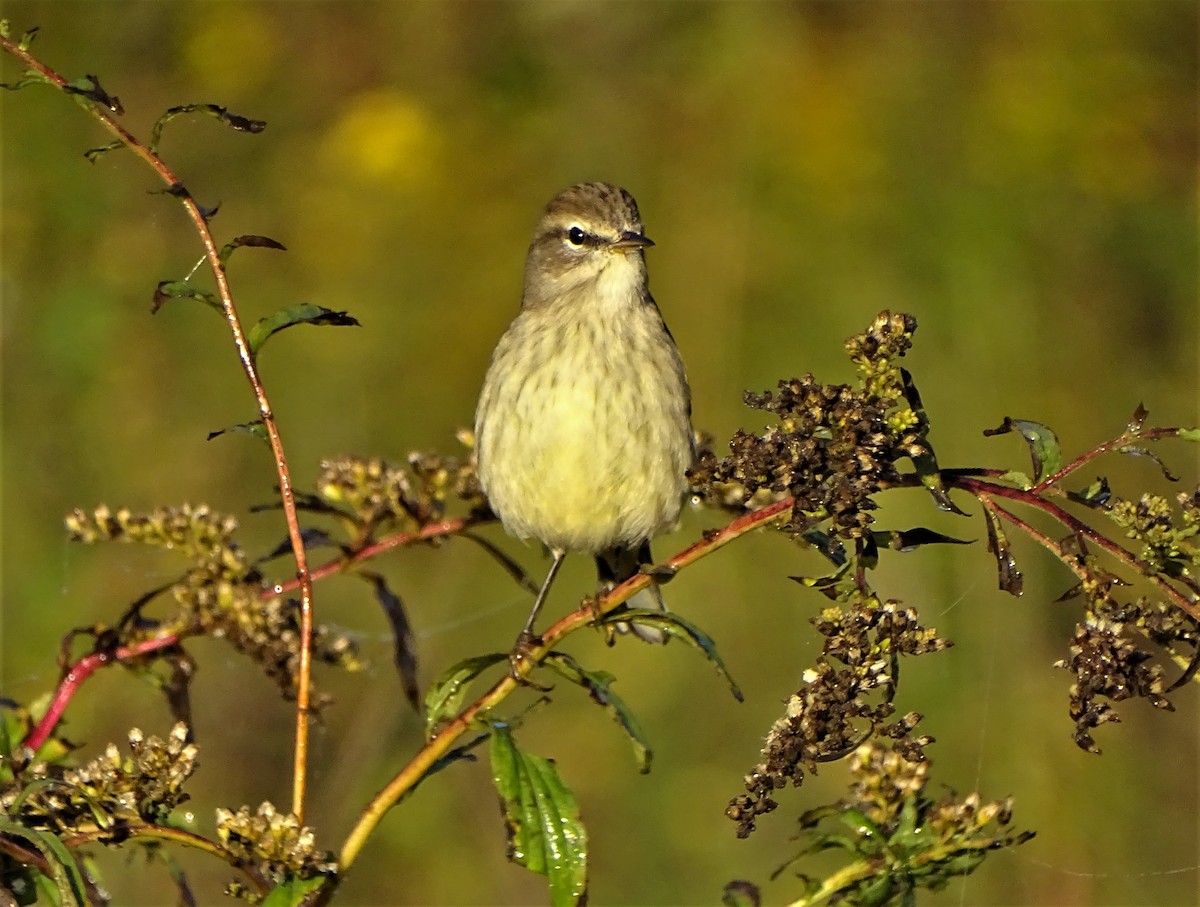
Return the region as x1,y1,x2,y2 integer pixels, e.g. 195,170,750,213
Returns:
726,598,949,837
1052,488,1200,752
216,801,335,891
690,312,929,539
317,446,482,533
65,504,361,703
5,724,197,837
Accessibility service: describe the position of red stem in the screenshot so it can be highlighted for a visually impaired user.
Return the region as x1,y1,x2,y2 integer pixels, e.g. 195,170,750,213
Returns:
21,635,180,755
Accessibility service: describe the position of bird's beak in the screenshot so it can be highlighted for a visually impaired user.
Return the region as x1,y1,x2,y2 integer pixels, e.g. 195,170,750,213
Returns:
611,230,654,252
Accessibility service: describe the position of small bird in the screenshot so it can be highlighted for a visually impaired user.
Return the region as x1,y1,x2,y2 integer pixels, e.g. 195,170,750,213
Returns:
475,182,694,645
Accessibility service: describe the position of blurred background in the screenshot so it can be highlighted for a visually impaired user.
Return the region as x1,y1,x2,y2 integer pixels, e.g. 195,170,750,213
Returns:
2,2,1197,904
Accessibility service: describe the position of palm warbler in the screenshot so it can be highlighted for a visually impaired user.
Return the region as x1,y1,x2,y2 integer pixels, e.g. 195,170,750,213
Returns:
475,182,694,644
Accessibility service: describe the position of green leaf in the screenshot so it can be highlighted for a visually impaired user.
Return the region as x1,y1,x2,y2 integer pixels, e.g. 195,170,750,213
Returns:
218,234,287,266
206,420,269,444
0,819,89,907
983,418,1063,485
541,652,652,773
261,875,328,907
151,281,221,315
1177,428,1200,442
489,725,588,907
246,304,360,357
596,609,743,702
424,654,508,737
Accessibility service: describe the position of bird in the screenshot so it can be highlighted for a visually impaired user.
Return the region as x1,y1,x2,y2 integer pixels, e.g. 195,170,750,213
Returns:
474,182,694,647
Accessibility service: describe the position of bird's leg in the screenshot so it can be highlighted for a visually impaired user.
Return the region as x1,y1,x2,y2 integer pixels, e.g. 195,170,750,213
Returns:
511,548,567,671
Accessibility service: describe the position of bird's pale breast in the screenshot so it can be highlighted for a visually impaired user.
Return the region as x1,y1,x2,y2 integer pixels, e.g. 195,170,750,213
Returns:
476,299,692,553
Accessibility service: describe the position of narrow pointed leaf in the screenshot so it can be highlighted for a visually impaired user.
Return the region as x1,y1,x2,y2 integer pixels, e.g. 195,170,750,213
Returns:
83,139,125,163
247,304,360,356
872,528,973,552
152,281,221,315
0,819,88,906
424,654,508,736
598,609,742,702
64,74,122,113
206,420,268,444
982,507,1023,596
983,418,1063,484
489,725,588,907
1118,445,1179,482
149,103,266,152
359,572,418,709
461,531,538,593
257,528,339,563
542,652,652,772
218,234,287,266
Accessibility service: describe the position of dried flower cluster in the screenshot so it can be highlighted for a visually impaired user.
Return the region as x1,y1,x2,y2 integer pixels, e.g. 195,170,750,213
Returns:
316,445,483,537
727,597,949,837
4,724,197,837
217,801,335,892
774,741,1033,903
690,311,930,539
65,504,362,702
1049,488,1200,752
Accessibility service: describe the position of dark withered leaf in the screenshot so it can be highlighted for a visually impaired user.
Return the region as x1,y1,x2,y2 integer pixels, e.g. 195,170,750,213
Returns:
800,529,847,566
257,527,339,564
1119,446,1179,482
149,103,266,152
218,234,288,266
984,417,1063,485
64,74,122,113
873,527,973,552
722,880,762,907
206,420,268,444
82,139,124,163
1127,403,1149,433
360,571,419,709
461,531,538,594
247,304,360,357
982,506,1023,596
1067,477,1111,508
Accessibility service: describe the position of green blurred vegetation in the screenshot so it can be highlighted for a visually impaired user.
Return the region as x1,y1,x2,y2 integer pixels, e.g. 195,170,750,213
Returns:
2,2,1196,904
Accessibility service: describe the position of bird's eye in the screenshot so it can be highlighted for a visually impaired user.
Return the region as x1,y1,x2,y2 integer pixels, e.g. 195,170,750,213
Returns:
566,226,587,246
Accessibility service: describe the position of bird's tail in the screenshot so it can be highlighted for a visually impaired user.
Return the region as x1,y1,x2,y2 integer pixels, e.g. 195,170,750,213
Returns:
595,541,669,644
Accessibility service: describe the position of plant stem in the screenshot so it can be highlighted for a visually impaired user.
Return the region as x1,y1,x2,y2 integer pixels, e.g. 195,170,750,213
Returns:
337,496,792,870
0,34,316,821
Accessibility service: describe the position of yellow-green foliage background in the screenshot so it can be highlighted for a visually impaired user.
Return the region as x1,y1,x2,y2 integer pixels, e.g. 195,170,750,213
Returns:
2,2,1197,904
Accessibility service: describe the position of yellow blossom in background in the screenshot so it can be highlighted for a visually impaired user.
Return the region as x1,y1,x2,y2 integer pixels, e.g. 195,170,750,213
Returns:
319,88,443,190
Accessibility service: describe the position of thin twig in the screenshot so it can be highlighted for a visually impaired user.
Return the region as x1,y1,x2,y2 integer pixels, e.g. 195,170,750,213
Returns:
0,34,317,820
